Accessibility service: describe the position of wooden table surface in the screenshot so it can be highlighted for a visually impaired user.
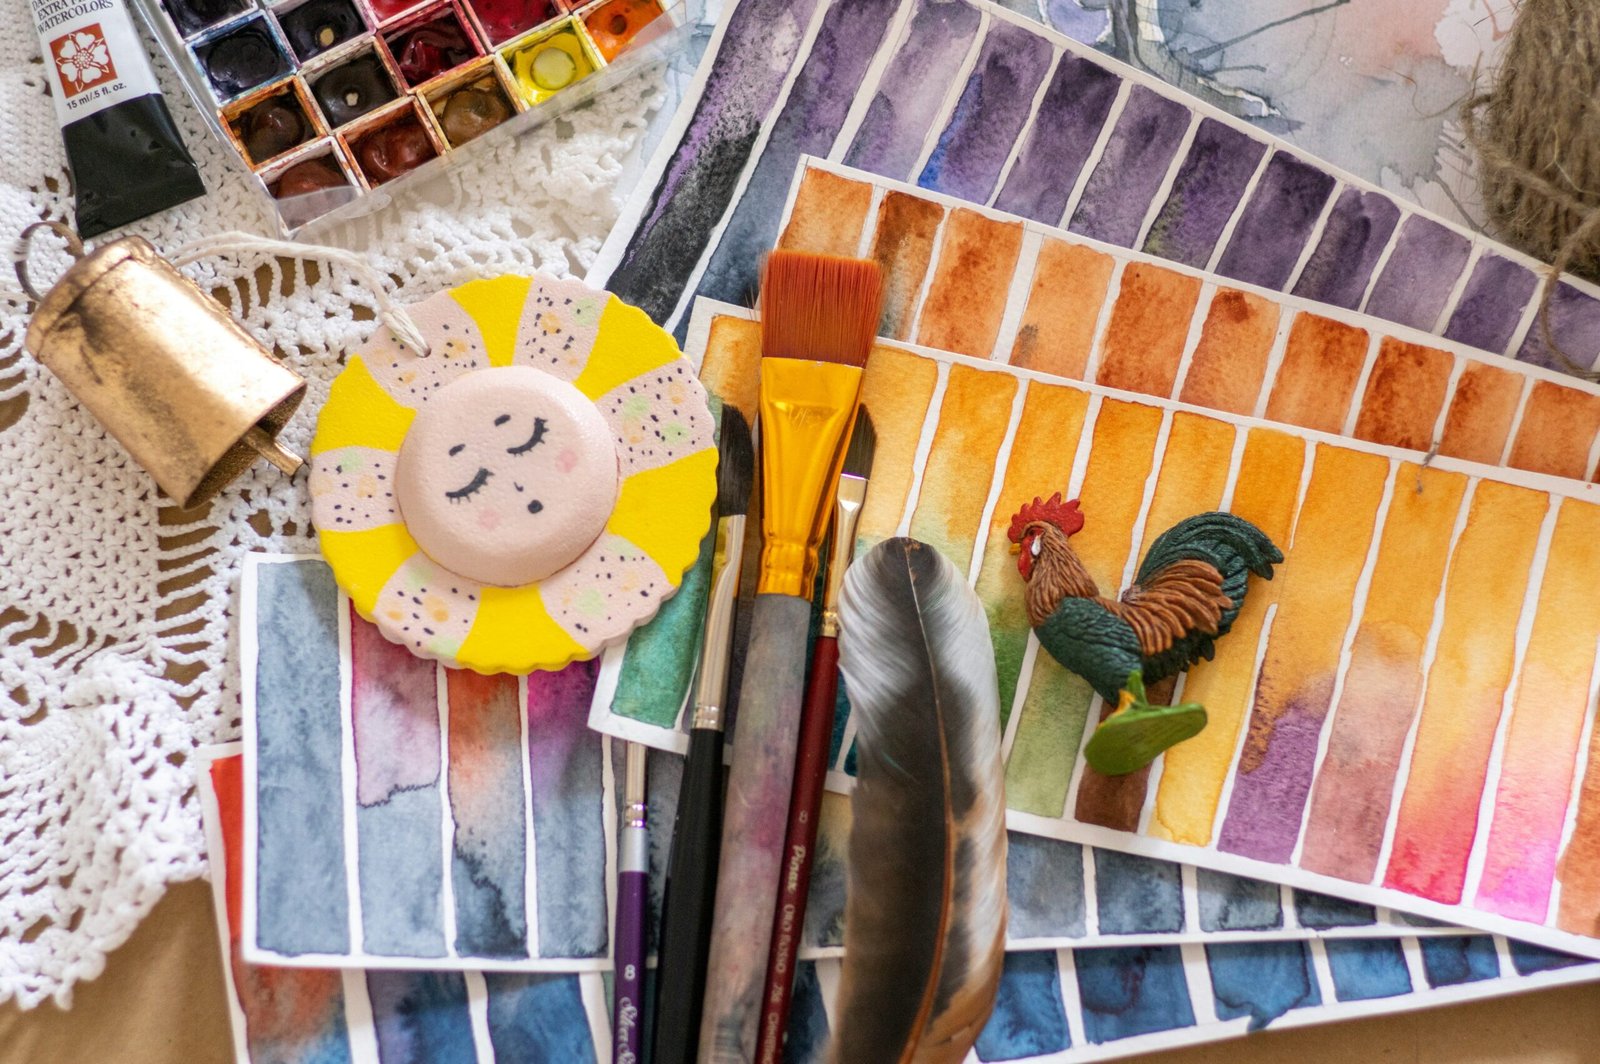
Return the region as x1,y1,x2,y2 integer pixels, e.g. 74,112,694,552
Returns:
1,876,1598,1064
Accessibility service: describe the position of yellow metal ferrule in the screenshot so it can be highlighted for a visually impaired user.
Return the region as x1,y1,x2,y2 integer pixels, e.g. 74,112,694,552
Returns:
756,358,863,596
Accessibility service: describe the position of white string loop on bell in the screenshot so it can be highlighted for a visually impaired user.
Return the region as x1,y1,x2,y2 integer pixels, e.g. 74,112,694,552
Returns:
170,231,433,357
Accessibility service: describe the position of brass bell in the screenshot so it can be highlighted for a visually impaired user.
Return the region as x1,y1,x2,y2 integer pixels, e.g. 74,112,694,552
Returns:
20,223,306,509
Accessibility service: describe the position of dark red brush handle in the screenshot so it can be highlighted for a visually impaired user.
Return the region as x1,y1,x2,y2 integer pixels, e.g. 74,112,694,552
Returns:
756,634,841,1064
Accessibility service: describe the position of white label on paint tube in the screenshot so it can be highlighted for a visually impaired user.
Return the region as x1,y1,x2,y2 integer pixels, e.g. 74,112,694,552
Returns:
30,0,161,125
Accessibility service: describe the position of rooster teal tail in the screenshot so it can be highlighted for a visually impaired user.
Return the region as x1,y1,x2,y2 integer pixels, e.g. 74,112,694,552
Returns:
1135,512,1282,681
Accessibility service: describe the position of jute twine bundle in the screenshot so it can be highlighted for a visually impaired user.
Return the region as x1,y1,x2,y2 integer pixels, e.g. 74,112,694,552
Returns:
1463,0,1600,378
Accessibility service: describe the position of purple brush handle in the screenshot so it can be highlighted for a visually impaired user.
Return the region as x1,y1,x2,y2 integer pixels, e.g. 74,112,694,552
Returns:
614,825,649,1064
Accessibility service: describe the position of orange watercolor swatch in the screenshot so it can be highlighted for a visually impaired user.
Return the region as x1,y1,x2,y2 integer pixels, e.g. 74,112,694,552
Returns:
1005,399,1163,819
1008,238,1114,380
1352,338,1455,452
1177,288,1280,416
1383,481,1548,904
855,347,941,550
1152,427,1305,846
1215,445,1389,864
869,191,946,341
1298,463,1466,884
1507,380,1600,482
916,208,1025,358
1438,361,1524,467
1264,312,1370,434
972,384,1090,728
908,365,1019,574
1093,263,1202,398
1073,411,1234,831
1477,499,1600,922
778,168,874,258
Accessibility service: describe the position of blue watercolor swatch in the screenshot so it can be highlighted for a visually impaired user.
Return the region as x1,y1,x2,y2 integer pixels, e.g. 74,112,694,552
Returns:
1196,867,1282,932
1006,834,1086,941
1325,939,1413,1001
1093,849,1183,935
1206,941,1320,1030
974,951,1072,1061
254,559,349,956
366,971,476,1064
484,973,598,1062
1420,936,1500,987
1076,946,1196,1043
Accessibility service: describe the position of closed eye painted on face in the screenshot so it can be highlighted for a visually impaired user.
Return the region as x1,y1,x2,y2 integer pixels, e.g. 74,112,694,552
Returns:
508,416,549,455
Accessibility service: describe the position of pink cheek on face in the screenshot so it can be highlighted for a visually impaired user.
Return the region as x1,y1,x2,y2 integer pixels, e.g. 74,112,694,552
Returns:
477,507,502,531
556,448,579,474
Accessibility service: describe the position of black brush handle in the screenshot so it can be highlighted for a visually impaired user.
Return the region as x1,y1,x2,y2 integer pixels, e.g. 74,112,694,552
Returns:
651,724,725,1064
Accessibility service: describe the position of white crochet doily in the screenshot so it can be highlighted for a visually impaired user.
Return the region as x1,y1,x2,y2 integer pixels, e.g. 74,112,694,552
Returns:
0,0,688,1008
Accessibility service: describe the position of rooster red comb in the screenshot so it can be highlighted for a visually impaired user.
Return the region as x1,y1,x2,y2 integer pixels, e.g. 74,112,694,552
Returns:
1008,492,1084,542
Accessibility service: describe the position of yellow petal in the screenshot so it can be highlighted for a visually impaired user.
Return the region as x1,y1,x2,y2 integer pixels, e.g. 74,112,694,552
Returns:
449,275,534,368
606,447,718,587
318,524,417,615
312,356,415,456
459,583,589,673
572,295,683,400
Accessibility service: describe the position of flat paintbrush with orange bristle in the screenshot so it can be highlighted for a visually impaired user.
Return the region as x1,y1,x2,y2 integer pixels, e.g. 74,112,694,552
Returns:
695,250,882,1064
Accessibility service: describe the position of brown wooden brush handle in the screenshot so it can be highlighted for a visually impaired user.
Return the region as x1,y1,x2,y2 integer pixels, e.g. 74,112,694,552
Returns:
698,593,811,1064
755,633,839,1064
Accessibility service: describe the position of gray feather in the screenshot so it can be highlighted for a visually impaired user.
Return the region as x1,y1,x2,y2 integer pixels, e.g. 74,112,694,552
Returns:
832,537,1007,1064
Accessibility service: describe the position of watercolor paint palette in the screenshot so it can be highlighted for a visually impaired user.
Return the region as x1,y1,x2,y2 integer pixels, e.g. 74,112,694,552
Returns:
242,554,1439,962
134,0,696,232
589,0,1600,389
202,744,1600,1062
676,298,1600,963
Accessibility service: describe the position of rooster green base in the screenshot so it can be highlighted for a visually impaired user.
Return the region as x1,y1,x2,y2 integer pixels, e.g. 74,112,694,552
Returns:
1009,494,1282,776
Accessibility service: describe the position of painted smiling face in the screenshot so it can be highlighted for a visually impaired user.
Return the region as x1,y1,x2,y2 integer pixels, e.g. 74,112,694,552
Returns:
395,364,619,586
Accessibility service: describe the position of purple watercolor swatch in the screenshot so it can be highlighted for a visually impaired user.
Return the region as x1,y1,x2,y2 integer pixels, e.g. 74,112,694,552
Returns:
1068,85,1191,247
1517,280,1600,374
695,0,899,309
843,0,983,180
1444,254,1540,353
526,661,610,959
350,611,448,958
1215,152,1337,291
992,52,1120,224
1216,702,1327,865
603,0,822,322
1290,188,1403,310
1365,216,1474,331
916,18,1055,203
1141,118,1267,268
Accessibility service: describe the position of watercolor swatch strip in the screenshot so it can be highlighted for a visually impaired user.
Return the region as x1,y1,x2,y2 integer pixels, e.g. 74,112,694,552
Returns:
202,743,1600,1063
591,157,1600,760
247,553,1368,959
242,553,630,971
202,744,613,1063
673,300,1600,960
591,0,1600,389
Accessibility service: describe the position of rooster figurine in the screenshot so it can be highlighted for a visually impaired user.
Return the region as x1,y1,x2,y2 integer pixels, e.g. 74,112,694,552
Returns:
1009,493,1282,775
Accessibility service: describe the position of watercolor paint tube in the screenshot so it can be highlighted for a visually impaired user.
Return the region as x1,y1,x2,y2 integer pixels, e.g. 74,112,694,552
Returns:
29,0,205,236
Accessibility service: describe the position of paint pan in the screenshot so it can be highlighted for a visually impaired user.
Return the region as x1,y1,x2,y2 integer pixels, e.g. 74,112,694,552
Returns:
379,0,483,89
464,0,560,46
503,17,595,105
273,0,369,62
340,96,443,185
422,57,521,147
306,39,400,126
261,137,362,226
580,0,664,62
224,77,322,165
192,12,293,100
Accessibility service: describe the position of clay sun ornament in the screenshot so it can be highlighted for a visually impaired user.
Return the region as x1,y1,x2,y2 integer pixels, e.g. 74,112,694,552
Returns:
310,273,717,675
1007,492,1283,776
